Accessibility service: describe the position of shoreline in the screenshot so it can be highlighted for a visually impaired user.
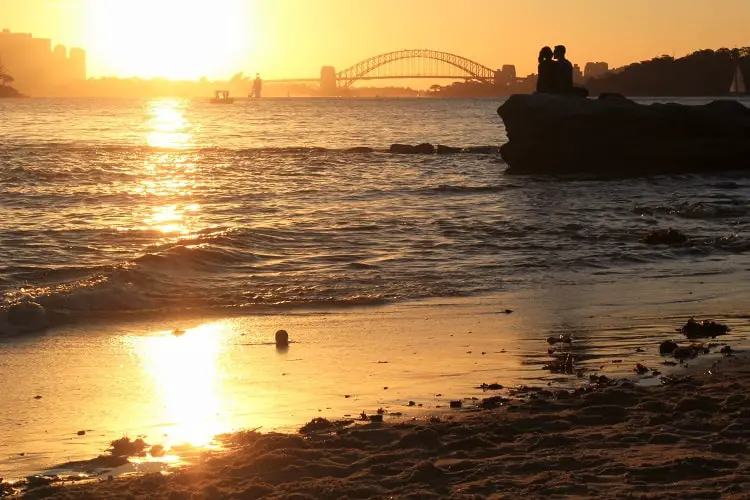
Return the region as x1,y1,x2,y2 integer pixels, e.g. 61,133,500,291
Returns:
8,353,750,499
1,280,748,483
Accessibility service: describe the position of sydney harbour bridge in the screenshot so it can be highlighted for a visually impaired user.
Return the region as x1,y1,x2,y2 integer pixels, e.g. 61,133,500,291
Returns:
263,49,515,94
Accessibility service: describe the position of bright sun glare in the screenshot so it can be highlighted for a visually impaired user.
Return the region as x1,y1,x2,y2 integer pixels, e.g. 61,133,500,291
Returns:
85,0,253,80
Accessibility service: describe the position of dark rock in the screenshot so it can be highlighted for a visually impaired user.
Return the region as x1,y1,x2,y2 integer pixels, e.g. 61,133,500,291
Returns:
463,146,500,154
414,143,436,154
643,228,688,245
449,400,462,408
679,318,731,339
390,144,414,154
436,145,462,154
389,143,435,154
275,329,289,347
368,414,383,423
497,94,750,175
77,430,86,436
346,147,374,153
721,345,733,356
110,437,148,457
659,340,680,354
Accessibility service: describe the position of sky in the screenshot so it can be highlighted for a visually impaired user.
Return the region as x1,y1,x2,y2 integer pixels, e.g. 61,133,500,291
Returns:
1,0,749,81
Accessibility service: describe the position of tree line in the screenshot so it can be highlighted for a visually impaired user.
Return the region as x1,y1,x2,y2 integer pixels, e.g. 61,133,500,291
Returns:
586,48,750,96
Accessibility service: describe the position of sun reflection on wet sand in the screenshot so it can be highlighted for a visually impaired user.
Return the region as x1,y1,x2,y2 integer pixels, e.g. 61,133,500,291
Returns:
134,322,231,449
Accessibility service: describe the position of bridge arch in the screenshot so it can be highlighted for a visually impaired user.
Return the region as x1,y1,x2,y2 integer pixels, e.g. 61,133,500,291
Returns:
336,49,496,88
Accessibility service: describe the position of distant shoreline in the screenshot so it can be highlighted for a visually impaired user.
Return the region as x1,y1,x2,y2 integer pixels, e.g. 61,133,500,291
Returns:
0,86,24,98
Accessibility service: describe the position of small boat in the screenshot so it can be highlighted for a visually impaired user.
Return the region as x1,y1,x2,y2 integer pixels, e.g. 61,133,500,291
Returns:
210,90,234,104
729,64,747,95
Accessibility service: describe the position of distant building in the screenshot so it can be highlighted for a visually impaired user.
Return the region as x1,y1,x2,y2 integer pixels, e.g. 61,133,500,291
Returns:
573,64,584,84
584,62,609,80
0,29,87,94
494,64,517,87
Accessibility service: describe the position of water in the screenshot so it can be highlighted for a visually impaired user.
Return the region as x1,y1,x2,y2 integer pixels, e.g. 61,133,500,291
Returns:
1,97,750,479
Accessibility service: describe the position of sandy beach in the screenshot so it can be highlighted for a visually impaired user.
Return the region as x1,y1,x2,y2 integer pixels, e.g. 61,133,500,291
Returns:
6,350,749,499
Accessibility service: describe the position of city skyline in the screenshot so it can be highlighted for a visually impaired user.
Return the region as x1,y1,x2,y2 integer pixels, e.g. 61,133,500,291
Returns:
1,0,749,81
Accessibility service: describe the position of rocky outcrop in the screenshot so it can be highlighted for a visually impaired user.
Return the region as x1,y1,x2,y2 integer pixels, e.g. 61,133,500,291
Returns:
497,94,750,175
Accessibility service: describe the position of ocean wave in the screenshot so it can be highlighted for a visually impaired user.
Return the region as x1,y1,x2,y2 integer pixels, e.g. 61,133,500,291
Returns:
633,201,749,219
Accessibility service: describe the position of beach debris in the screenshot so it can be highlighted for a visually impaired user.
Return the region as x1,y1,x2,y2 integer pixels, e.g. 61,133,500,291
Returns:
547,334,572,345
171,329,186,337
636,347,645,353
275,329,289,347
149,445,166,457
679,318,731,339
369,414,384,423
25,475,56,489
76,430,86,436
344,395,351,398
377,408,385,415
479,396,508,409
659,340,680,354
477,383,504,391
408,401,416,407
589,374,613,386
634,363,650,375
449,400,463,409
543,353,574,374
720,346,733,356
109,437,148,457
299,418,354,434
642,228,688,245
503,309,514,314
33,395,42,400
660,375,692,386
652,370,662,376
383,386,388,390
663,360,679,366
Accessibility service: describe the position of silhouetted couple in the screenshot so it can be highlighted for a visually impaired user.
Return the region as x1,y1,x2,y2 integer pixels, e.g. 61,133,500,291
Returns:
537,45,588,97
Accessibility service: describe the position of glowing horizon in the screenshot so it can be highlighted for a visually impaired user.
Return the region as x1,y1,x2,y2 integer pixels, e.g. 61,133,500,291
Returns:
1,0,749,81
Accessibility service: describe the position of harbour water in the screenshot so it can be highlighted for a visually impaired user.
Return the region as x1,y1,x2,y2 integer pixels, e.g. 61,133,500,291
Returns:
1,97,749,479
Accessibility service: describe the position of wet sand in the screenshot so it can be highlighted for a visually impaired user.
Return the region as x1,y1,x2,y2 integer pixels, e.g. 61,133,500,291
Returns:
11,352,750,499
3,270,749,481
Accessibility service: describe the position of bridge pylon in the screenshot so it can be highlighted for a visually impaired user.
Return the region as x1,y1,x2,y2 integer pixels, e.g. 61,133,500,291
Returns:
320,66,338,96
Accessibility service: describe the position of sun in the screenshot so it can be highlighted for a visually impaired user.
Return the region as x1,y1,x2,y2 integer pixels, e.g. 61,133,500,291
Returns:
85,0,254,80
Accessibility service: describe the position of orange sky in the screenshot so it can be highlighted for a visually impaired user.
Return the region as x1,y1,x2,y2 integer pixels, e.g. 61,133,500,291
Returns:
1,0,749,80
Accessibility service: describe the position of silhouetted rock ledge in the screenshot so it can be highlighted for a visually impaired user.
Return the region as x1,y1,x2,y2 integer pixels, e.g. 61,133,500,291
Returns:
497,93,750,175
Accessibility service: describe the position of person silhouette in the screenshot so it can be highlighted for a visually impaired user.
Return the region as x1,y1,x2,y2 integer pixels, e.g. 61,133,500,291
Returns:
536,46,557,94
553,45,574,94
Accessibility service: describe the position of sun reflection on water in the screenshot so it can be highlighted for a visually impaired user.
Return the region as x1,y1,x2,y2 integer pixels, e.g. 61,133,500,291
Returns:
135,322,231,449
137,99,201,235
147,99,192,149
